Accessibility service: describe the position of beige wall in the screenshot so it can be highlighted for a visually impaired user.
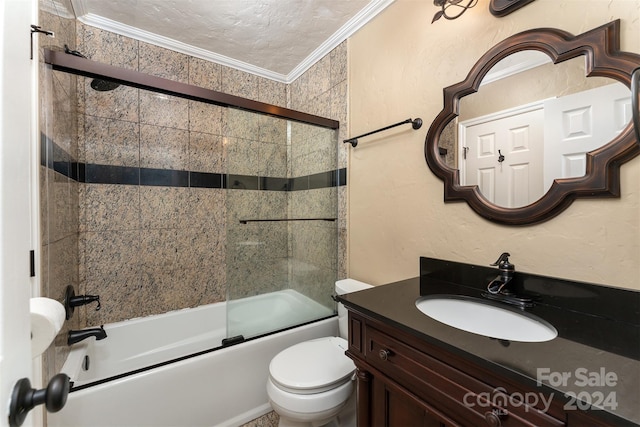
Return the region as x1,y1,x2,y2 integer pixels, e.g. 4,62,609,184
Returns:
348,0,640,289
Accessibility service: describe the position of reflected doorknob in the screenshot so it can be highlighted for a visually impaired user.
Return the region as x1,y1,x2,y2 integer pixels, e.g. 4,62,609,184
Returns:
9,373,70,427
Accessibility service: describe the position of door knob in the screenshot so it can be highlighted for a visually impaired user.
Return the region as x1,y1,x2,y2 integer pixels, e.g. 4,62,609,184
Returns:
9,373,70,427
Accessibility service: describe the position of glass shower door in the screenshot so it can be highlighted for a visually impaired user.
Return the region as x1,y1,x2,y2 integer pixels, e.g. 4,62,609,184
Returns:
225,109,337,341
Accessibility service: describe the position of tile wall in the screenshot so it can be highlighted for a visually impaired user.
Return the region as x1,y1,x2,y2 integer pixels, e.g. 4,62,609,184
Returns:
38,5,348,426
39,0,81,386
78,83,230,325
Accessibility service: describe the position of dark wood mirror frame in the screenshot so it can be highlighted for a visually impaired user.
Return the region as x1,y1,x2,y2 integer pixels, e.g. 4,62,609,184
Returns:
424,20,640,225
489,0,536,17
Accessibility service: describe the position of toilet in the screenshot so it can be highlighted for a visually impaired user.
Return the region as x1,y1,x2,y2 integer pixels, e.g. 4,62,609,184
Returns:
267,279,373,427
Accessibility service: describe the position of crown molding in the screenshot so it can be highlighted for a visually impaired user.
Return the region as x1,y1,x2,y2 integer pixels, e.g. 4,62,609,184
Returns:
285,0,395,82
71,0,395,84
74,12,290,82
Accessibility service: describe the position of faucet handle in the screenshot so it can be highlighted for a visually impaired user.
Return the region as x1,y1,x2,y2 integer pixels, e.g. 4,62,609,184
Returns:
491,252,513,271
64,285,101,320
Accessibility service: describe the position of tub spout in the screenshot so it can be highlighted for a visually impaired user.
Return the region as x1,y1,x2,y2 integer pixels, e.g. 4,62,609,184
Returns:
68,326,107,346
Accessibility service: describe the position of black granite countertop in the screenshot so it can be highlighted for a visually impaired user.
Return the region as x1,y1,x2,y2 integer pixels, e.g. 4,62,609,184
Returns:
338,257,640,426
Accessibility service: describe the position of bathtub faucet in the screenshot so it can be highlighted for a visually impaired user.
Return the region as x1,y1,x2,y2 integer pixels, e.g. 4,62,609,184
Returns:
68,326,107,346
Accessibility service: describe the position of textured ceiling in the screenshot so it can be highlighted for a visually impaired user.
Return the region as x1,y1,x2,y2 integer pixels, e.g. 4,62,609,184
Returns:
69,0,395,82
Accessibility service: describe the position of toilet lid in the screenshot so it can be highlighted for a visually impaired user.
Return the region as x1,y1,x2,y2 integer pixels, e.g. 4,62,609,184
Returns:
269,337,355,393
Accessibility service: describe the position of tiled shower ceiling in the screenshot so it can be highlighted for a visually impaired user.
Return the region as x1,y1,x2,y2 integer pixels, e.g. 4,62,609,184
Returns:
69,0,395,82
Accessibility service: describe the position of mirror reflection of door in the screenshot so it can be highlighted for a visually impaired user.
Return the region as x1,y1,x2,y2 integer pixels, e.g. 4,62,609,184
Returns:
460,105,544,208
543,82,632,191
458,79,631,208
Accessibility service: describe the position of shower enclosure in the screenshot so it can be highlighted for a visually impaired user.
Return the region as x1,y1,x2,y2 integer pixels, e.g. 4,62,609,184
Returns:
40,48,342,370
225,108,339,340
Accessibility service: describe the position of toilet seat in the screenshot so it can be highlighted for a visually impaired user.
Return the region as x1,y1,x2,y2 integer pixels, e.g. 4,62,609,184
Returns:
269,337,355,394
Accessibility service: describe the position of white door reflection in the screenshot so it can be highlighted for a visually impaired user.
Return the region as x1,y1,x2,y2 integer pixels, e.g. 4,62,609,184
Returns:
458,79,631,208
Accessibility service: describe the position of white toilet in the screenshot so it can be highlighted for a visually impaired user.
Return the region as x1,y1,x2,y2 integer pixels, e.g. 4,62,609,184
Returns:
267,279,373,427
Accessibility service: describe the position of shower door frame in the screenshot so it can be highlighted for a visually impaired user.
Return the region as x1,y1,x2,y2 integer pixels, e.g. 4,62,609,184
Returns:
43,49,339,130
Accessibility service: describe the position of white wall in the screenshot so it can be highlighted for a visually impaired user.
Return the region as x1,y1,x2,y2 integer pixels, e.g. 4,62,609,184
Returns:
348,0,640,289
0,0,39,425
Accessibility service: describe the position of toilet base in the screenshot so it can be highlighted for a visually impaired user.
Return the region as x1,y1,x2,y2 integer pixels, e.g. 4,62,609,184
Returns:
276,393,356,427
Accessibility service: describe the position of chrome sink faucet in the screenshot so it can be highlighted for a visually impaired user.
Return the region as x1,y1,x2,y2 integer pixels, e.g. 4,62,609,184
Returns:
487,252,514,294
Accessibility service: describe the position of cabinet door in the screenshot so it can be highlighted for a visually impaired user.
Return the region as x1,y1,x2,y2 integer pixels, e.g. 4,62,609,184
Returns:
372,375,455,427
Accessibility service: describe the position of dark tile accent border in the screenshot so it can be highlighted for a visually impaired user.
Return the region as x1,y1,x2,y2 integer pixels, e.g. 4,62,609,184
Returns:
43,137,346,191
289,169,346,191
40,134,52,168
228,174,259,190
309,171,336,190
337,168,346,187
190,171,224,189
85,164,139,185
76,162,85,183
261,177,289,191
140,168,189,187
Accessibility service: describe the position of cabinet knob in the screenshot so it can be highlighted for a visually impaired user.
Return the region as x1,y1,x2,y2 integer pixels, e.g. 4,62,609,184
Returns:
379,349,392,361
484,409,507,427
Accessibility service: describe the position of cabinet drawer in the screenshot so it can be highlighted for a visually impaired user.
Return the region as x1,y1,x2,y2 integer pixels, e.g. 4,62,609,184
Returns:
365,325,564,427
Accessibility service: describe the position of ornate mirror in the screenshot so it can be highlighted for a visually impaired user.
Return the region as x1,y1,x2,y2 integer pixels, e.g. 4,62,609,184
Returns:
425,20,640,225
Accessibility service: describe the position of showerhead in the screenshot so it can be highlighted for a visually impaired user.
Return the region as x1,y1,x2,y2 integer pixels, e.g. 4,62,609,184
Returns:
90,79,120,92
63,45,121,92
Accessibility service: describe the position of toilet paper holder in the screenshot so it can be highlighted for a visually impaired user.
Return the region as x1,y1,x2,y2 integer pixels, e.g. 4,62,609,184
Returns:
63,285,101,320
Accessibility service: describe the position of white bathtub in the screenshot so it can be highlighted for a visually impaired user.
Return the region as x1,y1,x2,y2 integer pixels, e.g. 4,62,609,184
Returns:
49,290,337,427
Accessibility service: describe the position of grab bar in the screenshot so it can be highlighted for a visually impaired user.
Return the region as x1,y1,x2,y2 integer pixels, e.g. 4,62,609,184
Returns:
632,67,640,144
239,218,336,224
343,117,423,147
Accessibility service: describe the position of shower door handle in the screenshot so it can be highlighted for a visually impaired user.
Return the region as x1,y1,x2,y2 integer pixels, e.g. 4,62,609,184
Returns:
9,374,70,427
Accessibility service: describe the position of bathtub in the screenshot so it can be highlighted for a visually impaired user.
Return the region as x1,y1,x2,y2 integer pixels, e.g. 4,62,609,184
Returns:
48,290,337,427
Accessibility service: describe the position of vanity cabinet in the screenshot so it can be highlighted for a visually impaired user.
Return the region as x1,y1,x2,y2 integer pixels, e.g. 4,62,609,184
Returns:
346,310,616,427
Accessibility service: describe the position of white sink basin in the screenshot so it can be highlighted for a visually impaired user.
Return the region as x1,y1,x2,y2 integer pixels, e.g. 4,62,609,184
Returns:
415,295,557,342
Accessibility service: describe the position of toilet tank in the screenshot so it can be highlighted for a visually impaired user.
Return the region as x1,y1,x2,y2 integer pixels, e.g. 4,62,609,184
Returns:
335,279,373,339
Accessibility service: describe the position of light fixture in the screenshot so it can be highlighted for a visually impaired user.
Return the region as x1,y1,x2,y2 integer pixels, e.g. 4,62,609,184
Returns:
432,0,478,23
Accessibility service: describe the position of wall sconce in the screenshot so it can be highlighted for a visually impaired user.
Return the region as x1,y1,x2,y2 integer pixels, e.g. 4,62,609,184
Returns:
432,0,538,22
432,0,478,23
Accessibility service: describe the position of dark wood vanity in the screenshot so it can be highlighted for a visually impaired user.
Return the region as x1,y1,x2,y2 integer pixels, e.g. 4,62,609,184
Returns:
348,310,566,426
339,258,639,427
345,308,631,427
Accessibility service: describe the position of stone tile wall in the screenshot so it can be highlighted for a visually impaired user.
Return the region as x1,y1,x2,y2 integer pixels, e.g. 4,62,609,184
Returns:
288,42,349,305
78,80,229,325
38,5,348,416
72,28,347,324
38,0,81,383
